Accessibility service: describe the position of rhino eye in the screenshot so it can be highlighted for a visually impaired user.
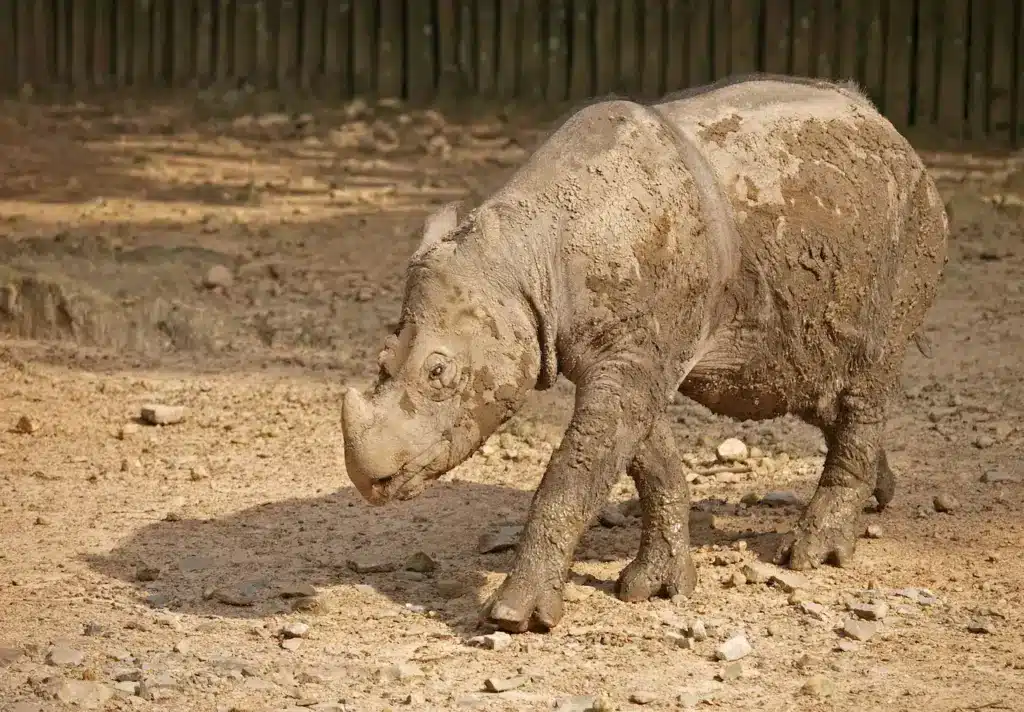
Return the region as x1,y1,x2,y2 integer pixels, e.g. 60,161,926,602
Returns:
423,353,458,393
429,363,445,379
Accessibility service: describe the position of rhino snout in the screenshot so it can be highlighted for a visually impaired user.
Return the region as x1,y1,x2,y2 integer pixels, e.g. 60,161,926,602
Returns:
341,387,404,505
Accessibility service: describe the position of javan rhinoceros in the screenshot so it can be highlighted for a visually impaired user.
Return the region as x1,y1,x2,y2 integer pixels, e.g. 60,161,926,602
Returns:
340,73,949,634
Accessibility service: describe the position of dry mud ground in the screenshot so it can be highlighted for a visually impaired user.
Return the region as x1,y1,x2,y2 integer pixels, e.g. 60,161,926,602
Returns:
0,93,1023,712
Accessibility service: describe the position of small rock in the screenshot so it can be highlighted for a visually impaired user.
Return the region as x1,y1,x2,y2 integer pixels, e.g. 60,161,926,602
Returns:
725,571,747,588
554,696,606,711
740,492,761,506
678,691,702,708
741,561,774,584
34,515,51,526
836,639,859,653
628,691,658,704
210,587,256,607
598,507,627,527
278,582,318,598
140,404,186,426
665,631,694,649
56,681,114,708
280,638,303,651
135,565,161,582
15,415,39,434
173,639,191,654
864,524,884,539
713,550,743,566
801,675,835,697
468,631,512,651
189,465,208,481
381,662,424,681
47,645,85,667
117,423,140,439
203,264,234,289
800,601,829,621
689,619,708,642
967,618,995,634
436,578,468,599
760,490,802,507
981,470,1017,484
346,557,397,574
483,675,529,693
788,589,811,605
478,525,522,554
973,434,996,449
842,618,880,642
113,680,140,695
716,438,749,462
933,494,959,513
851,601,889,621
280,622,310,639
290,596,322,612
405,551,437,573
0,644,24,666
114,669,143,682
715,633,752,661
771,571,811,593
716,661,744,681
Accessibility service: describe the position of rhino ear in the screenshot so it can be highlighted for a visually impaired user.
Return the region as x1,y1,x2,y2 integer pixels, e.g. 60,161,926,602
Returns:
416,202,460,254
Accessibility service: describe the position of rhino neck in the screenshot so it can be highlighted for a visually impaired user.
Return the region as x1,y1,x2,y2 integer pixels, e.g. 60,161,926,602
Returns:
464,200,562,391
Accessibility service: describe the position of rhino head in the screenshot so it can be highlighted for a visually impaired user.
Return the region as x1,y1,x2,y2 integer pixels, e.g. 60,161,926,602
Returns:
341,202,557,505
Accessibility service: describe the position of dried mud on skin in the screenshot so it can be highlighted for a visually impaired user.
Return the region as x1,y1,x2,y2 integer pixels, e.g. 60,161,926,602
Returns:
0,97,1023,712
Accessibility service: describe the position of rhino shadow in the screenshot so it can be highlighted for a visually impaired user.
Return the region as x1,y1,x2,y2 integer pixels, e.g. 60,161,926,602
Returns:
83,478,754,635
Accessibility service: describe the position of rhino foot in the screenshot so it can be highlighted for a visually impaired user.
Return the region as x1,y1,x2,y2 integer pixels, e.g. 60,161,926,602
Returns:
617,417,697,602
774,484,866,570
616,551,697,602
483,575,564,634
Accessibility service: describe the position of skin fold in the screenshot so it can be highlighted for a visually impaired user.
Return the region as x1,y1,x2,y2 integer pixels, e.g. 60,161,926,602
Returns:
341,73,949,634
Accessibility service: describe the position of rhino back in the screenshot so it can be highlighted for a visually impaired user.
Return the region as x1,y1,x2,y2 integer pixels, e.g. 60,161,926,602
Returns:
656,77,946,418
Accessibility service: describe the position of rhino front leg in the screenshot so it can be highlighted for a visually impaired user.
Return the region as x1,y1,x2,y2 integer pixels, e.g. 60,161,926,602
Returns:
776,391,888,570
616,416,697,602
484,364,660,633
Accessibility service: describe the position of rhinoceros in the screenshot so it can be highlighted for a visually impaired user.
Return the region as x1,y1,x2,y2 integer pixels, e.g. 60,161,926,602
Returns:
341,73,949,633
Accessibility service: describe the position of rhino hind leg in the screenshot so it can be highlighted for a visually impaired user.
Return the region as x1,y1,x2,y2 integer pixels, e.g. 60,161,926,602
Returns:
616,417,698,603
776,388,890,571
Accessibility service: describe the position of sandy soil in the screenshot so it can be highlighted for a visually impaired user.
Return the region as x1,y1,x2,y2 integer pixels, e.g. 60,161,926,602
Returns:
0,91,1022,712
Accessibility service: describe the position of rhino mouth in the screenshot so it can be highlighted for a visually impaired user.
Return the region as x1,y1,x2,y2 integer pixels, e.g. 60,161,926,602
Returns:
369,439,451,503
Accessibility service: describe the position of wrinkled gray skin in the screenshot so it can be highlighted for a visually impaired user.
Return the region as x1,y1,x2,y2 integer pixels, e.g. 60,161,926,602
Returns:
341,73,949,634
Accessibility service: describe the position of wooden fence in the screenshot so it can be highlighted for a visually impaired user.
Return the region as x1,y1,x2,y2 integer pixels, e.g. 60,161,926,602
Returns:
1,1,1023,146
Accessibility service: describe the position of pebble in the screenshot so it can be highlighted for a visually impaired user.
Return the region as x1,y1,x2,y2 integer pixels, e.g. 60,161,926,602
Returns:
0,644,24,666
114,669,142,682
678,691,702,708
55,680,114,708
203,264,234,289
15,415,39,434
967,618,995,634
836,639,859,653
173,639,191,654
468,631,512,651
436,578,468,599
598,507,627,527
405,551,437,573
981,470,1017,484
801,675,835,697
189,465,208,481
140,404,186,426
740,492,761,506
973,434,995,449
726,571,747,588
717,662,744,682
381,662,424,681
346,557,397,574
278,582,318,598
280,622,310,639
483,675,529,693
771,570,811,593
715,633,752,662
842,619,880,642
113,680,140,695
800,601,829,621
864,524,884,539
135,565,161,582
46,644,85,667
478,526,522,554
554,696,608,711
280,638,303,651
788,589,811,605
689,619,708,642
628,690,658,704
760,490,802,507
851,601,889,621
210,587,256,606
933,494,959,513
665,631,694,649
716,438,749,462
741,561,774,584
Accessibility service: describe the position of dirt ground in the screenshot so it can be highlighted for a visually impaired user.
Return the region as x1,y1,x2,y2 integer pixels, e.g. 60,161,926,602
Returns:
0,90,1022,712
